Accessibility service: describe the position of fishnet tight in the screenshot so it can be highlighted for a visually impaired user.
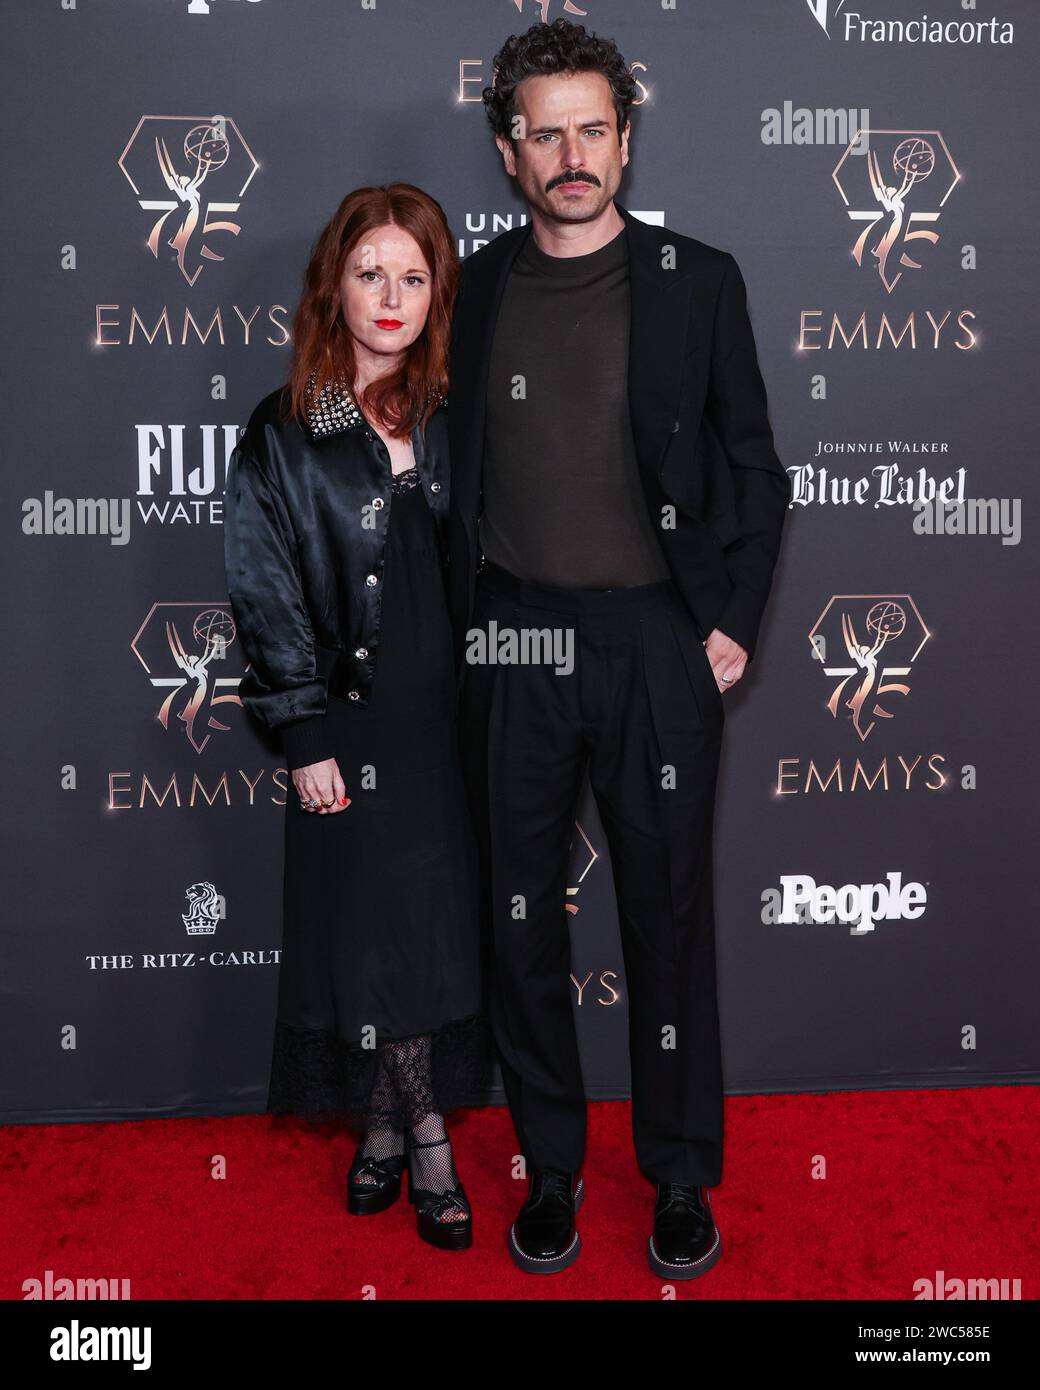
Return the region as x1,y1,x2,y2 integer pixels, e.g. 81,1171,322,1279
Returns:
355,1034,463,1219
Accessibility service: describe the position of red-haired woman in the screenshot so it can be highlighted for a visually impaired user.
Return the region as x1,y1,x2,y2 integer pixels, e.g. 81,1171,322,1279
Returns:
223,185,489,1251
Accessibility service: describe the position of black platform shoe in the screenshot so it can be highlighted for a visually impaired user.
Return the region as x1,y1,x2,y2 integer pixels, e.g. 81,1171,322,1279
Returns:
345,1148,405,1216
405,1134,472,1251
647,1182,722,1280
508,1167,585,1274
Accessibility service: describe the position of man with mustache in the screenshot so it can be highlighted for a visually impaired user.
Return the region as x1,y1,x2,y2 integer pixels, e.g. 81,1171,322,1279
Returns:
449,18,790,1278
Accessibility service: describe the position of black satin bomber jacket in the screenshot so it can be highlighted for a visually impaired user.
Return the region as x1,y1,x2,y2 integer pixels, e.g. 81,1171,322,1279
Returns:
222,383,451,771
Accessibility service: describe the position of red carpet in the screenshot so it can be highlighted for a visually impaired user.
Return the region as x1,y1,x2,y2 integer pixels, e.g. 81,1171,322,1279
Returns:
4,1088,1036,1300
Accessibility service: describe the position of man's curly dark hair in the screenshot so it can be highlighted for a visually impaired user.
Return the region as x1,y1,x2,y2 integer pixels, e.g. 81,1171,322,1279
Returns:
482,18,637,149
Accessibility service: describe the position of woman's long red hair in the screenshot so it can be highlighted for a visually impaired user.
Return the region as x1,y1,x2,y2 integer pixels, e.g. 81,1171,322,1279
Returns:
282,183,459,439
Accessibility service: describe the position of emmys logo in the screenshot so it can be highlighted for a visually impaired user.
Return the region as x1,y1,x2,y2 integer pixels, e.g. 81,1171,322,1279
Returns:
460,13,650,120
809,595,930,742
118,115,259,285
130,603,244,755
511,1,588,24
832,129,960,293
182,882,224,935
566,822,600,917
571,971,622,1006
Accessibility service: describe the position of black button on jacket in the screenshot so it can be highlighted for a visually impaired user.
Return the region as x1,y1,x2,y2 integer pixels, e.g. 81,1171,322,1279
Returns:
222,383,450,770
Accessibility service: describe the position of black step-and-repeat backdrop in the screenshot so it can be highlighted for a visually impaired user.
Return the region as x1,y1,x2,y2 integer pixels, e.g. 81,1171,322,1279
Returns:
4,1,1037,1123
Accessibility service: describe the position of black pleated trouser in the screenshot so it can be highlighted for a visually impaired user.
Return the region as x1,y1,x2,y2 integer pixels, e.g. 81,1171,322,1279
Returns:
458,560,726,1187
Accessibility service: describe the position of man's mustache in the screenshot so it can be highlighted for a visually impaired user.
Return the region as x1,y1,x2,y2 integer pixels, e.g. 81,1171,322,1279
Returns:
546,172,600,191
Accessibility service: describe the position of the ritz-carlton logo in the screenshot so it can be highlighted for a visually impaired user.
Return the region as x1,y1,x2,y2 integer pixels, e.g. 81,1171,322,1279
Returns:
832,129,960,293
182,881,223,935
118,116,259,285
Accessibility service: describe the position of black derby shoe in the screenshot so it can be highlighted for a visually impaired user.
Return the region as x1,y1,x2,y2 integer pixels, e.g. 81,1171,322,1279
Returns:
647,1182,722,1280
508,1168,585,1273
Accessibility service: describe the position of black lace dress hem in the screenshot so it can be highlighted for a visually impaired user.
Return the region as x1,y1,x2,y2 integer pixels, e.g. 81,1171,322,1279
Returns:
266,1011,494,1134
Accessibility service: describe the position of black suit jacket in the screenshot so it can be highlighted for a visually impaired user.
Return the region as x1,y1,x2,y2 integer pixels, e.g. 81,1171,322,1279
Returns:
446,201,790,671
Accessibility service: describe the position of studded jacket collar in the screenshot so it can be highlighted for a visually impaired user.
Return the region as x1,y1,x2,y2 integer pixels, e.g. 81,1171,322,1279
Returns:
302,369,447,440
223,381,451,760
302,371,366,437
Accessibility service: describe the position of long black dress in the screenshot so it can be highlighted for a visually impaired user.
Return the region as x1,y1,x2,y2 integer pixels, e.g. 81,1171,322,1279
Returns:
267,462,490,1131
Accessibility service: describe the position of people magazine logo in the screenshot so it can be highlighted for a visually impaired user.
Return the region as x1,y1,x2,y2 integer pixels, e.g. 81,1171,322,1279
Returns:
768,871,928,935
